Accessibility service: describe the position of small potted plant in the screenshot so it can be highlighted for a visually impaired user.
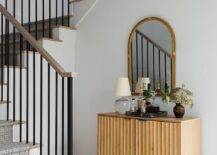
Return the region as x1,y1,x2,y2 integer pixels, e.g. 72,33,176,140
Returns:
163,84,193,118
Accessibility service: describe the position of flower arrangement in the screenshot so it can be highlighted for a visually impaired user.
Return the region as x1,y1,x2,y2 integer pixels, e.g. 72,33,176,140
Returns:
163,84,193,108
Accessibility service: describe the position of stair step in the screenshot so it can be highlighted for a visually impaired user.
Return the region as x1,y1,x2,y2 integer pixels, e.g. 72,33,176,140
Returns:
23,15,74,32
0,120,23,128
0,142,39,154
38,37,62,43
0,16,75,47
0,16,75,68
0,83,7,86
0,121,21,145
0,121,25,145
0,101,11,104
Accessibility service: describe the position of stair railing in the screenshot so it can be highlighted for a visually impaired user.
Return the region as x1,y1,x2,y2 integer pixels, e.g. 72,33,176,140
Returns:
4,0,74,39
0,4,76,155
132,30,172,90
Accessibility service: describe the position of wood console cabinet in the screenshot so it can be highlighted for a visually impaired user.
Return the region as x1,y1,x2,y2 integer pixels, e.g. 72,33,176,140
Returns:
97,113,200,155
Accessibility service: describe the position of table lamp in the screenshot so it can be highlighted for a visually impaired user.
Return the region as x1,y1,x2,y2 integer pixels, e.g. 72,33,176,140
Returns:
114,77,131,114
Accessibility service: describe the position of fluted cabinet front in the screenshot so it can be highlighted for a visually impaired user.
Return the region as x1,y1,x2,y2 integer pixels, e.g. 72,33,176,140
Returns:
98,116,136,155
135,120,181,155
97,113,200,155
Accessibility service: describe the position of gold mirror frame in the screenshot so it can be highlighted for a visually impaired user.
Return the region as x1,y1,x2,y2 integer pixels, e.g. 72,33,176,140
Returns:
128,17,176,90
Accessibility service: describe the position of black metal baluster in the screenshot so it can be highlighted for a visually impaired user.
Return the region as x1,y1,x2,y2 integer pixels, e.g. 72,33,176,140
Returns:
135,33,138,80
33,49,36,145
28,0,30,33
19,0,24,142
6,11,10,121
35,0,38,39
26,0,30,144
49,0,51,37
19,38,23,142
158,49,161,89
153,45,155,89
130,41,134,91
55,72,58,155
26,46,29,143
141,37,144,76
5,0,7,10
67,0,70,26
164,53,167,84
62,77,64,155
1,14,3,102
56,0,58,25
12,0,16,122
40,56,43,155
67,77,73,155
170,58,172,89
21,0,23,25
48,64,50,155
147,40,149,77
62,0,64,25
42,0,45,37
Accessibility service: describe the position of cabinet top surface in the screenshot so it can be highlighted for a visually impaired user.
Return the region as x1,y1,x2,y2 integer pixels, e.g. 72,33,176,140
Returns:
98,112,200,123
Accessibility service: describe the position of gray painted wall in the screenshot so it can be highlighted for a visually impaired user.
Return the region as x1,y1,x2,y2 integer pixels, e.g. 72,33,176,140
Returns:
75,0,215,154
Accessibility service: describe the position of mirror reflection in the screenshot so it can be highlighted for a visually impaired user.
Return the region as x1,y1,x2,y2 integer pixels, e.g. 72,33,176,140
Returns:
128,17,176,94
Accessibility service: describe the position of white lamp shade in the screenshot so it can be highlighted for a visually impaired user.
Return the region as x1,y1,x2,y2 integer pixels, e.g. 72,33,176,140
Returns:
115,77,131,97
135,77,150,93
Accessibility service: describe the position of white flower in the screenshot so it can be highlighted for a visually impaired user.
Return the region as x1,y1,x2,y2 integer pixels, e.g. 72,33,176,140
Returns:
173,87,193,107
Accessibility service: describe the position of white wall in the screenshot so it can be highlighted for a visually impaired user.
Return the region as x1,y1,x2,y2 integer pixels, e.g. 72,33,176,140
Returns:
75,0,217,155
71,0,97,25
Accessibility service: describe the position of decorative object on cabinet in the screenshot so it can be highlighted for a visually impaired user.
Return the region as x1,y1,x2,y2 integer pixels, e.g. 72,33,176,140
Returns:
135,77,150,94
163,84,193,118
97,113,201,155
114,77,131,114
126,83,168,118
128,17,176,93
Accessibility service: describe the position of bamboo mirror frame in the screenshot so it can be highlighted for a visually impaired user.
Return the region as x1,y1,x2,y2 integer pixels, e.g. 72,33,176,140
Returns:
128,17,176,92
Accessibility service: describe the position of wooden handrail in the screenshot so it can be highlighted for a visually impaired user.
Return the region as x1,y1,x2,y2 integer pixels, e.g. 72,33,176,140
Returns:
69,0,83,4
0,4,75,77
136,30,171,58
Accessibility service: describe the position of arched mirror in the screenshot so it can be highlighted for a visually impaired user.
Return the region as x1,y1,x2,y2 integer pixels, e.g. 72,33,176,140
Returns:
128,17,176,93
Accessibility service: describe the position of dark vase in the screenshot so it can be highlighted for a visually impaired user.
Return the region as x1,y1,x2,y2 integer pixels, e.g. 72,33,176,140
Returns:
173,104,185,118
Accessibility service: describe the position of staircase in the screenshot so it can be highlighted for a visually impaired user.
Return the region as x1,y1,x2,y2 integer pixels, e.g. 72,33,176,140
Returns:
0,0,79,154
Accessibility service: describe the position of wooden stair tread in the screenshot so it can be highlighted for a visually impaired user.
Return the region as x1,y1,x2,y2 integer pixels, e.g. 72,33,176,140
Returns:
38,37,62,42
52,25,77,30
0,100,11,104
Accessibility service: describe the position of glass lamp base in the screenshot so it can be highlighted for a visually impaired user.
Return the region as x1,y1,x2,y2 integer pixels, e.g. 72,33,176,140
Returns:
114,97,130,114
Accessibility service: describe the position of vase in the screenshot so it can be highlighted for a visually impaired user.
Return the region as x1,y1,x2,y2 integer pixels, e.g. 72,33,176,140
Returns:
173,103,185,118
114,97,131,114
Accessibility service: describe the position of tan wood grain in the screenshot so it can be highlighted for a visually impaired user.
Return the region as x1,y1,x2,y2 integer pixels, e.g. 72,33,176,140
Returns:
120,118,124,155
181,119,201,155
147,121,150,155
130,119,135,155
157,122,161,155
97,115,200,155
98,113,200,123
97,116,100,155
142,121,146,155
153,121,157,155
166,123,170,155
113,118,117,155
135,120,139,155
